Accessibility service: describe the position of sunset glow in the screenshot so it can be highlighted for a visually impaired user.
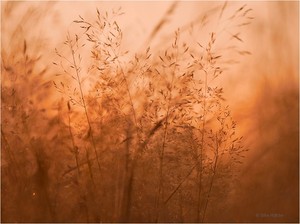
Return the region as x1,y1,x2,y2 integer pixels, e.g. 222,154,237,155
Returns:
1,1,299,223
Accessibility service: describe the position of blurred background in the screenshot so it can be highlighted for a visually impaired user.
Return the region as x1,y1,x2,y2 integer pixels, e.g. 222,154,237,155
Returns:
1,1,299,222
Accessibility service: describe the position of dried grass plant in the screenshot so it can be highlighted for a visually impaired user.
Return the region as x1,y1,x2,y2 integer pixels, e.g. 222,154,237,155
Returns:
53,4,252,222
2,2,253,222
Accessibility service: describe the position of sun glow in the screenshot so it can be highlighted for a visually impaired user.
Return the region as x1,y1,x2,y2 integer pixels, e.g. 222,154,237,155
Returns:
1,1,298,223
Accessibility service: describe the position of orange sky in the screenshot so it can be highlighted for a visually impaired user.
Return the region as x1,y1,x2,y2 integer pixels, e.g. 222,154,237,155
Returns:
4,1,297,81
2,1,298,143
1,1,299,222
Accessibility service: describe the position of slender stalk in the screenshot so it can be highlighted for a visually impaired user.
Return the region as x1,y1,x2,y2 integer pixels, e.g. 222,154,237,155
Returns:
111,48,139,134
67,102,81,177
155,35,179,222
68,35,101,172
162,72,212,211
125,119,164,222
85,146,96,187
67,102,89,222
69,42,103,220
154,98,171,222
164,157,198,205
197,70,208,222
120,123,132,222
202,133,219,222
143,1,178,48
114,153,122,222
110,49,141,222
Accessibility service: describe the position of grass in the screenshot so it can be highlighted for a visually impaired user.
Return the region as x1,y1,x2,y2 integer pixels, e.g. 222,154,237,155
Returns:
1,2,256,223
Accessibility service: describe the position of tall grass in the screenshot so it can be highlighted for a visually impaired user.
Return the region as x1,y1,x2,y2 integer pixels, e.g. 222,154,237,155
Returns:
52,4,250,222
2,2,255,222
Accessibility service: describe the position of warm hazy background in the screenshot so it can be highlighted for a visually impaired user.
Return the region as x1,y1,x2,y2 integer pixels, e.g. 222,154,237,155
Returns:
1,1,299,222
